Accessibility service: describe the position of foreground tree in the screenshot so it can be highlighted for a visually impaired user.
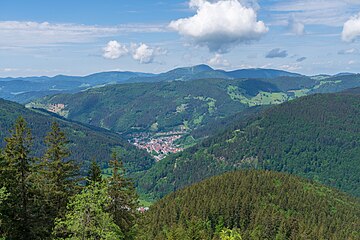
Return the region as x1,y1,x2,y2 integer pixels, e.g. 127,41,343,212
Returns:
36,122,81,236
53,182,123,240
107,152,138,239
0,117,35,239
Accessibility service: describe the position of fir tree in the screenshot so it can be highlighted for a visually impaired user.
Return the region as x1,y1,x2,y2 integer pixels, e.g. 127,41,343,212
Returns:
0,117,35,240
35,122,81,237
107,151,138,239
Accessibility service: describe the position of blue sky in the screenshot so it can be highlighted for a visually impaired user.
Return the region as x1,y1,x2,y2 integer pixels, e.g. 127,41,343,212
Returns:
1,0,360,77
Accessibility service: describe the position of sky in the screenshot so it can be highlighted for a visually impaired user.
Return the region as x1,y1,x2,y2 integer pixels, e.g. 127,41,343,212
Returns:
1,0,360,77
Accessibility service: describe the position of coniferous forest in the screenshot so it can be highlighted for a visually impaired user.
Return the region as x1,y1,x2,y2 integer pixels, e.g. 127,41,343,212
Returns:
0,117,359,240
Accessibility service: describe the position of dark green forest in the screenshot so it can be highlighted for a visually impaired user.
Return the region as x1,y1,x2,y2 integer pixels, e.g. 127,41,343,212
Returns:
140,170,360,240
138,91,360,199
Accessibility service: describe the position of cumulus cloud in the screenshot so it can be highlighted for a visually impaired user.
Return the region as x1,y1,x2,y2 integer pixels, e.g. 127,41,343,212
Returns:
287,16,305,35
342,13,360,42
103,41,128,59
131,43,157,64
102,41,166,64
338,48,359,54
207,54,230,67
169,0,268,53
266,48,288,58
296,57,307,62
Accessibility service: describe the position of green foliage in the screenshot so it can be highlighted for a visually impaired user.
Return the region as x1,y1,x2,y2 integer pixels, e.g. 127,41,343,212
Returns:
53,182,124,240
139,92,360,198
139,170,360,240
219,228,242,240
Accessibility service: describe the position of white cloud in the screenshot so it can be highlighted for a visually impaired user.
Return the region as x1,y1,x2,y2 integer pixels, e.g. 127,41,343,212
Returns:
287,16,305,35
0,21,166,47
207,54,230,67
348,60,356,65
342,14,360,42
102,41,128,59
101,41,166,64
169,0,268,53
131,43,155,64
130,43,167,64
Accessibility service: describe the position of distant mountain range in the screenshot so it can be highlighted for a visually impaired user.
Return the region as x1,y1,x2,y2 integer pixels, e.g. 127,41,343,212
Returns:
0,64,337,103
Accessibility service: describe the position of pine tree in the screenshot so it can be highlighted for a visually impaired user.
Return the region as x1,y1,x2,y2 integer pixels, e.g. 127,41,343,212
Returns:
35,122,81,237
107,151,138,239
87,159,102,185
0,117,35,240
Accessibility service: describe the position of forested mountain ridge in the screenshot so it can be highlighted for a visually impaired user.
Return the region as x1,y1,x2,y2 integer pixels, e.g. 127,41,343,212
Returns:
138,91,360,199
0,98,153,174
28,74,360,136
140,170,360,240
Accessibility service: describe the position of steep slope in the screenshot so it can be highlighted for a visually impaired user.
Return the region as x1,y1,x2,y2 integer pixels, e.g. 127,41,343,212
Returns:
138,92,360,198
140,170,360,240
0,98,153,174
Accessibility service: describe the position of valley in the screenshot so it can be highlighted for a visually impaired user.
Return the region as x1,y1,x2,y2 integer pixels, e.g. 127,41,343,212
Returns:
129,131,186,161
1,66,360,239
2,1,360,238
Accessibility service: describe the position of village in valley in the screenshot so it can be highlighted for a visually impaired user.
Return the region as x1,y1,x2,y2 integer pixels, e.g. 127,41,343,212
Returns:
129,131,185,161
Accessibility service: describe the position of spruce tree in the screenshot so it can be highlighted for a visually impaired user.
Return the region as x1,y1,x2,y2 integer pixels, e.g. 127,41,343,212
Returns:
107,151,138,239
36,122,80,236
0,117,35,240
87,159,102,185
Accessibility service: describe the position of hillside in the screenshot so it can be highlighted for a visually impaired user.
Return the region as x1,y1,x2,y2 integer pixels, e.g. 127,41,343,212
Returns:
140,170,360,239
0,98,154,174
138,92,360,199
29,73,360,133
